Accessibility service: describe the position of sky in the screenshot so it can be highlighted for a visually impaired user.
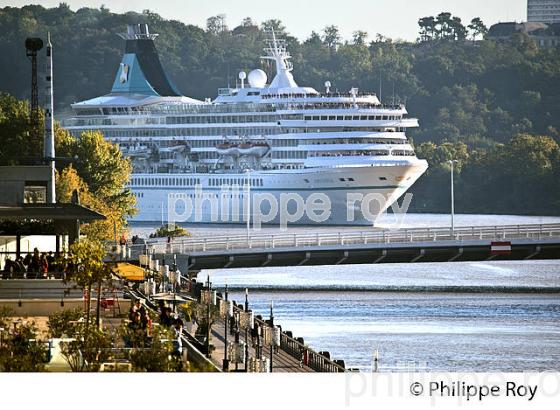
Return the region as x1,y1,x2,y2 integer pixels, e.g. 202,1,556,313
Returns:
2,0,527,41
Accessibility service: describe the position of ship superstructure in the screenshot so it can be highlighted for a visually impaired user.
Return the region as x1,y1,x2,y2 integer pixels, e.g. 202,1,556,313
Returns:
63,24,428,225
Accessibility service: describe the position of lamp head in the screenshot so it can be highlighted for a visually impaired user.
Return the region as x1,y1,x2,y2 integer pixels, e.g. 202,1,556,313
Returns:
25,37,43,52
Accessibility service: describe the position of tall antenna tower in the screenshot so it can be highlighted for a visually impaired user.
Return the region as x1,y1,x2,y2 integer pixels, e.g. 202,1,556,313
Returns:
25,37,44,137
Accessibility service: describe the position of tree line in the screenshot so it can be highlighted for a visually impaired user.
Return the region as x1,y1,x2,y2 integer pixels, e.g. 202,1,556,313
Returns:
410,135,560,214
418,13,488,42
1,4,559,215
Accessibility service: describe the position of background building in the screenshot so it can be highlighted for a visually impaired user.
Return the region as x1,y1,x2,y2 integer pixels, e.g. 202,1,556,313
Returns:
487,21,560,47
528,0,560,24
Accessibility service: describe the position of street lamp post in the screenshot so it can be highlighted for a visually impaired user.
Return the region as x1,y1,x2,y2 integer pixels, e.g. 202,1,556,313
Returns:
244,288,249,372
245,169,251,244
234,312,241,371
269,301,274,373
205,275,212,358
448,160,458,234
222,283,230,371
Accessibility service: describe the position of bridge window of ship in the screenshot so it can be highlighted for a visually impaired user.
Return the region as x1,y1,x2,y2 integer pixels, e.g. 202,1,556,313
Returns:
379,177,387,181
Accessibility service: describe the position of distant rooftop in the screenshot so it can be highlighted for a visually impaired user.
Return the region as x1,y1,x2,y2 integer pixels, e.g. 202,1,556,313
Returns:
488,21,560,37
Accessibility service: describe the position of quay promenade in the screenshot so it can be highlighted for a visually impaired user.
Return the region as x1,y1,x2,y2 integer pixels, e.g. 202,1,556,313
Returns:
127,284,346,373
207,315,315,372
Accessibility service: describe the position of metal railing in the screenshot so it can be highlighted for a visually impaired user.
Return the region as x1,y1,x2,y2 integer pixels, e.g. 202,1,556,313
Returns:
228,300,346,373
277,329,345,372
136,223,560,255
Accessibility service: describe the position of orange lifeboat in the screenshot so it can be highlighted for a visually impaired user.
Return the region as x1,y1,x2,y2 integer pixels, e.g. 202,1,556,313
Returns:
238,141,269,156
216,142,240,156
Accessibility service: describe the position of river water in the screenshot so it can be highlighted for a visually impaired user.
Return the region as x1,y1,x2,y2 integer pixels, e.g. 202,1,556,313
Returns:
197,260,560,372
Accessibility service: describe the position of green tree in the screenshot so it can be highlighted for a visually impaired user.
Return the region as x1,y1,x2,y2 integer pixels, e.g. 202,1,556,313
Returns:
57,130,136,239
468,17,488,41
0,94,136,240
63,238,113,332
0,320,47,372
58,317,114,372
418,16,436,42
121,324,180,372
352,30,368,45
47,307,84,338
436,12,453,39
206,14,228,35
152,224,191,238
261,19,287,36
323,25,341,50
0,93,42,164
450,17,467,41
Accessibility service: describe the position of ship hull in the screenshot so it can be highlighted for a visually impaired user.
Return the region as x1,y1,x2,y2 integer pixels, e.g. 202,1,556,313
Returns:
128,161,427,226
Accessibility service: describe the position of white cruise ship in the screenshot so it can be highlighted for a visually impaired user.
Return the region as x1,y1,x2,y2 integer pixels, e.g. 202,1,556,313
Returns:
63,24,428,225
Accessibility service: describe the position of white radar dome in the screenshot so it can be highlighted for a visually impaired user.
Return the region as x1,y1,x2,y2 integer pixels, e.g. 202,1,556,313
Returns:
248,69,267,88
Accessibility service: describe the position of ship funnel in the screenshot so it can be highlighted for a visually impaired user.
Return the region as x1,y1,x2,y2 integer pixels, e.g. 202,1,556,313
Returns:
113,24,180,96
127,23,151,37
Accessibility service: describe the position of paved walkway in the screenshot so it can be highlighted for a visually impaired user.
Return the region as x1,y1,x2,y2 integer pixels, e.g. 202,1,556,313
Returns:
196,317,314,373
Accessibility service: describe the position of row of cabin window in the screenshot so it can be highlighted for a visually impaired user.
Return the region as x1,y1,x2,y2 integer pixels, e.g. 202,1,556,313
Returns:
94,124,405,140
309,150,415,157
67,117,164,127
209,178,263,187
271,151,307,159
169,192,248,198
103,127,277,138
131,177,201,186
132,177,261,187
304,115,400,121
167,115,278,124
334,176,389,182
306,138,408,145
115,139,295,150
301,176,386,183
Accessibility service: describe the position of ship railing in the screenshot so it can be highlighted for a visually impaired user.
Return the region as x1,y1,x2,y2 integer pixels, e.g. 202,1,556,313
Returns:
275,103,405,111
139,223,560,254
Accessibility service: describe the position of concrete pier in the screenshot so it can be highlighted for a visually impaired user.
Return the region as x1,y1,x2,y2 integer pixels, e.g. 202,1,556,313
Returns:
128,223,560,272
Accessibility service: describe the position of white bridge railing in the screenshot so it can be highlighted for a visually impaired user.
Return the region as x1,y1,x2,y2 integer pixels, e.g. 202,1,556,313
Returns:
137,223,560,255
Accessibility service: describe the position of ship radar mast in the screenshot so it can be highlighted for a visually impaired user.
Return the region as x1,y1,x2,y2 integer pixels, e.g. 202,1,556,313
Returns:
262,28,298,88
